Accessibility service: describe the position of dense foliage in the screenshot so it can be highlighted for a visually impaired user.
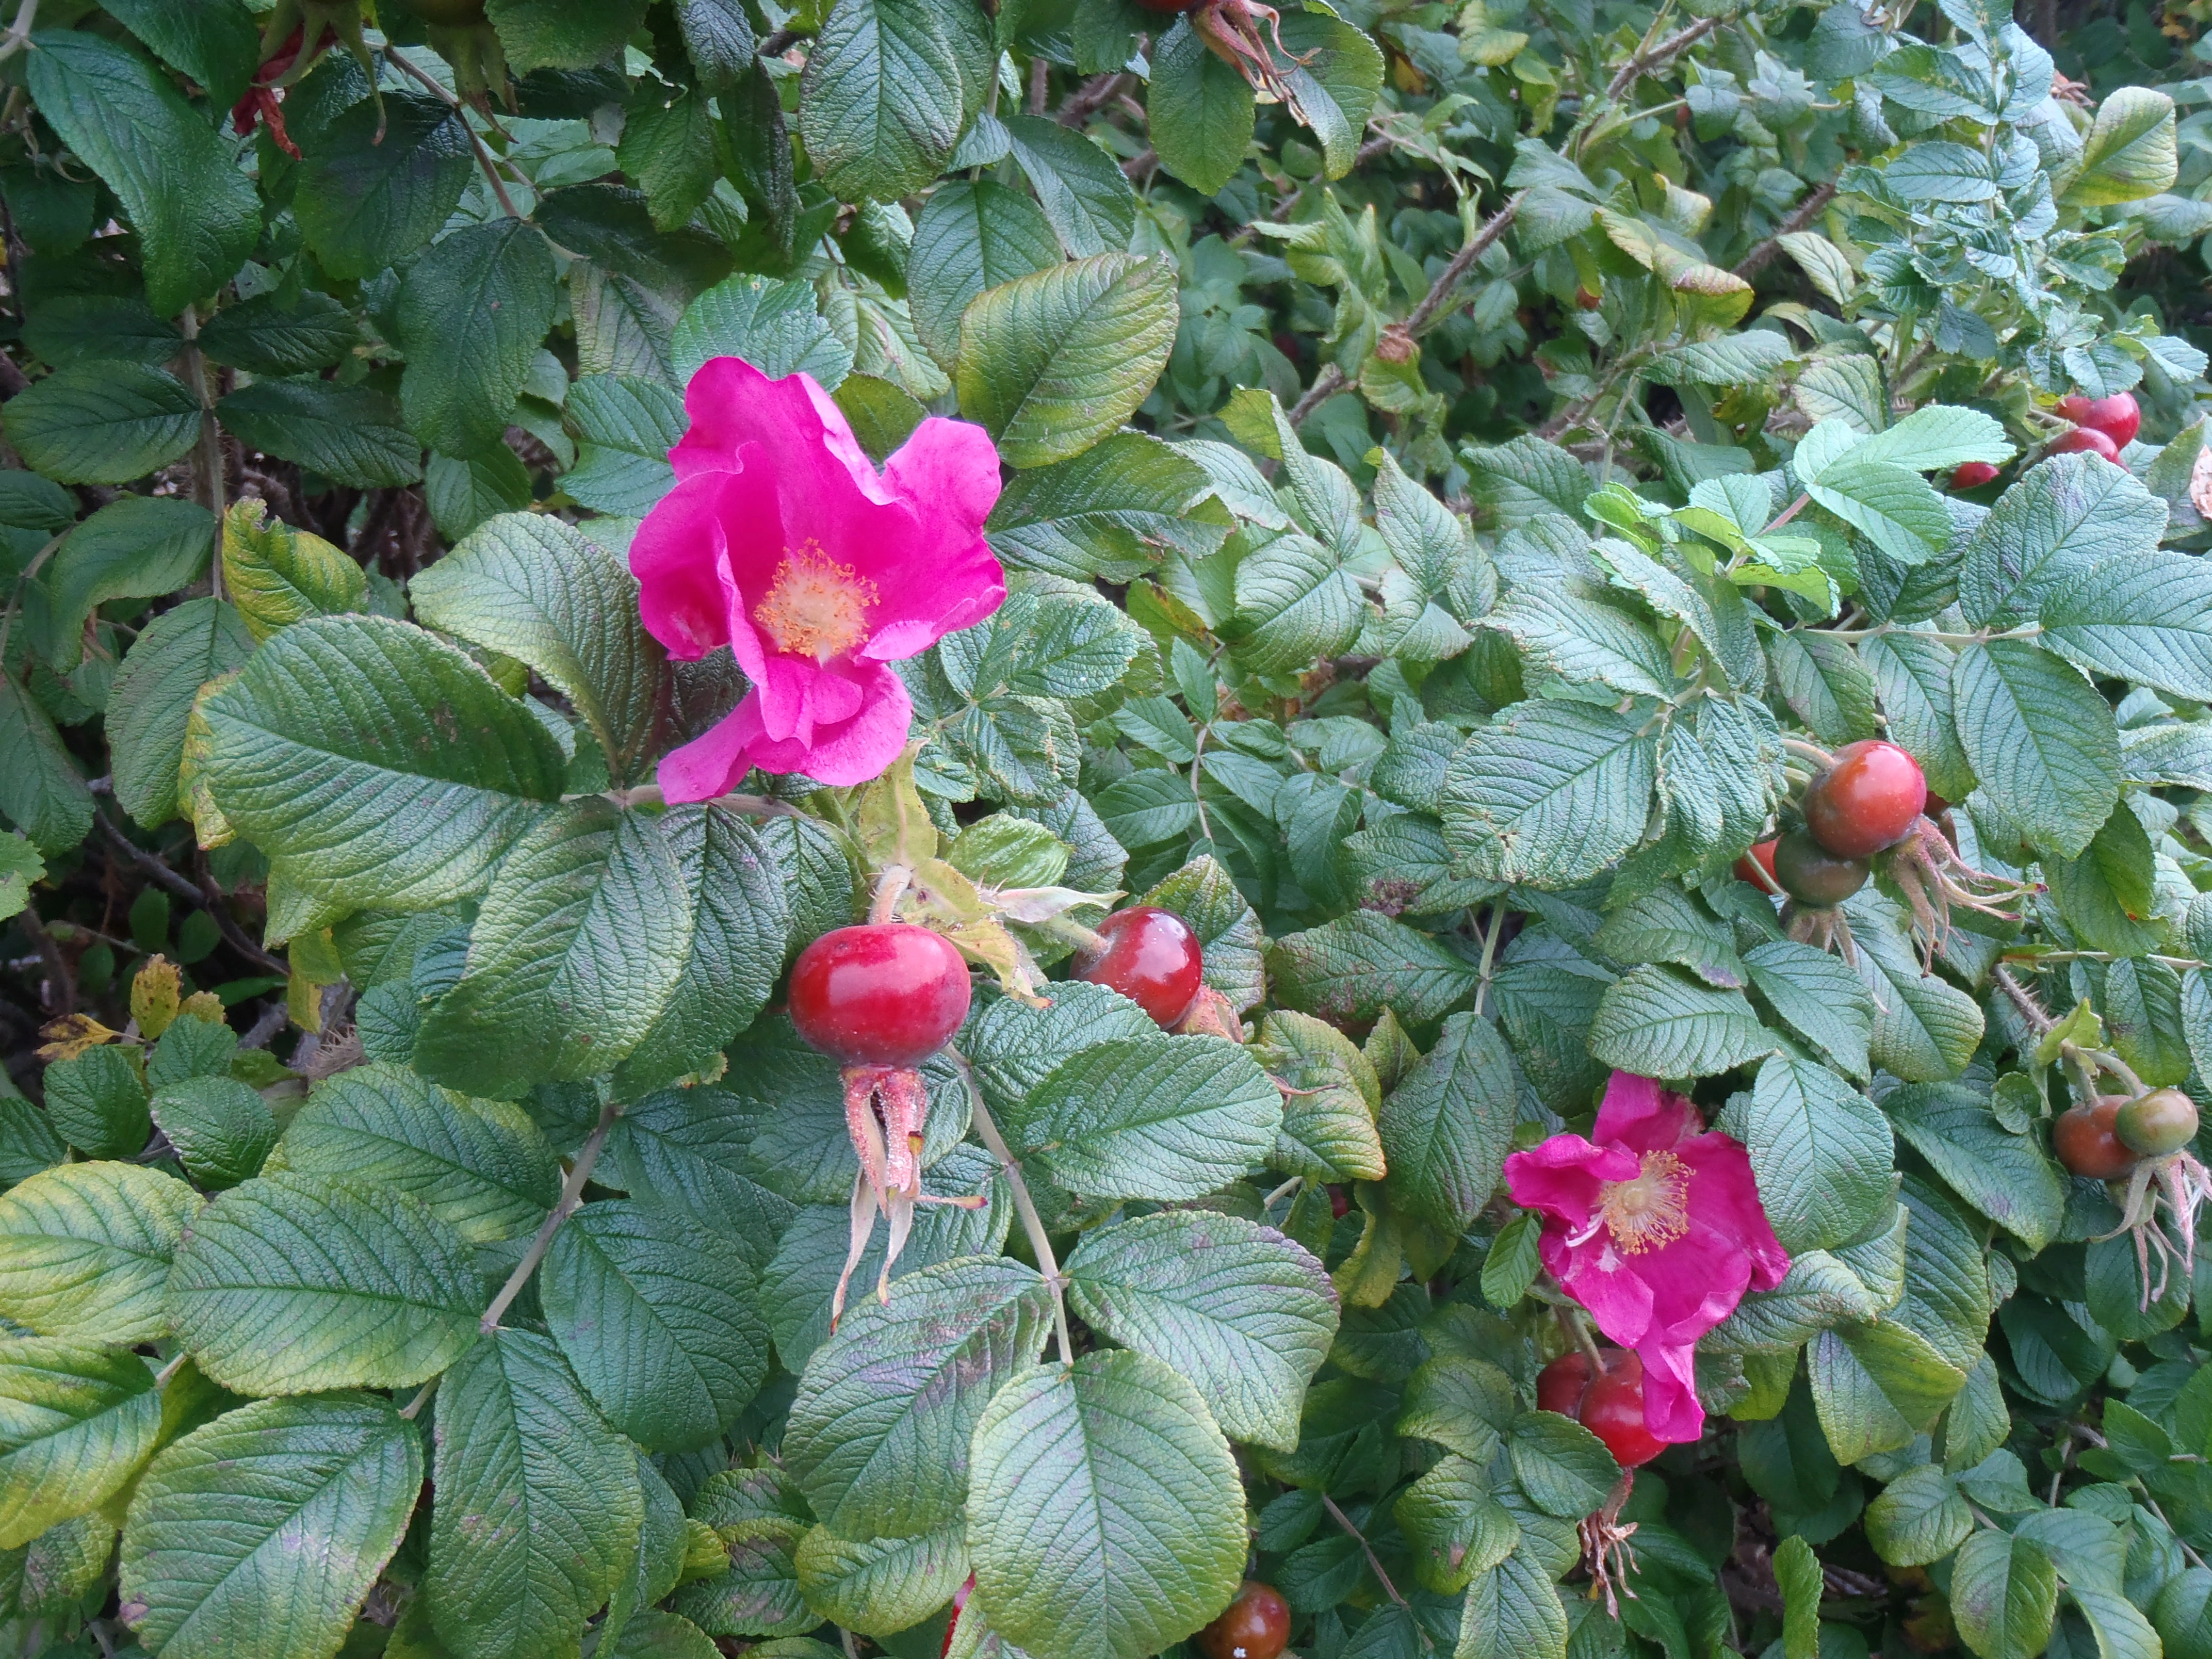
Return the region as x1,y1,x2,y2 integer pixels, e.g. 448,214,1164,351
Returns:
8,1,2212,1658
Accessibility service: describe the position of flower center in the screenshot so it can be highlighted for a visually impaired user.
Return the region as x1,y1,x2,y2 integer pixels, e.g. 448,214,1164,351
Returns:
1596,1150,1691,1254
753,541,877,661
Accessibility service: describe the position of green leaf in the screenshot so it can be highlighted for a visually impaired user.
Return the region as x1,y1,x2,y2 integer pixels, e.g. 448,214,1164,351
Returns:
485,0,649,68
563,375,685,515
1144,854,1267,1013
40,1047,149,1161
1066,1210,1338,1452
2068,86,2177,206
542,1199,768,1453
1845,892,1986,1081
1862,1463,1972,1567
614,804,792,1094
119,1393,424,1659
413,801,693,1096
1454,1549,1569,1659
0,1338,160,1548
1508,1411,1622,1517
21,294,181,368
955,253,1181,468
1147,18,1255,196
1231,526,1366,675
0,1162,198,1343
425,448,534,542
295,91,474,281
1882,140,1998,202
165,1170,481,1394
799,0,991,202
217,378,423,489
0,676,91,855
908,180,1064,373
1251,1010,1387,1181
784,1257,1053,1538
1950,1529,2059,1659
106,605,248,832
149,1076,278,1190
1003,115,1138,256
1026,1034,1280,1200
1376,1012,1517,1234
96,0,259,113
600,1086,798,1260
197,291,359,377
967,1349,1247,1659
219,499,368,644
30,495,214,673
795,1522,970,1636
1776,1535,1822,1659
1950,639,2120,858
619,83,719,231
1394,1454,1519,1593
1440,701,1657,887
2042,552,2212,701
3,360,201,484
22,32,258,315
1962,454,2167,628
201,615,565,913
986,431,1224,582
426,1325,646,1659
1767,627,1877,744
1729,1055,1894,1253
1589,963,1774,1078
672,273,853,388
397,221,561,457
264,1061,557,1245
1742,939,1874,1080
1398,1353,1518,1464
1484,587,1675,698
1268,913,1480,1026
412,514,665,785
1855,404,2014,473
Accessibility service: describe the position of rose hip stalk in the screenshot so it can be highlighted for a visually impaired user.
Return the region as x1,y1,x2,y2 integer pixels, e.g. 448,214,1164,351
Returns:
787,918,982,1324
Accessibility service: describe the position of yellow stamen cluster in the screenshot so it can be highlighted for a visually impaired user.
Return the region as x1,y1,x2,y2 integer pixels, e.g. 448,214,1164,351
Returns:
753,540,876,660
1597,1150,1692,1254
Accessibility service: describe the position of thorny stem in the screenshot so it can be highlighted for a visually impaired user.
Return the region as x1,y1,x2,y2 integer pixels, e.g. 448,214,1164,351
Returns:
1993,965,2055,1035
382,47,524,220
870,865,912,924
482,1096,620,1331
1734,181,1839,280
1473,903,1508,1019
952,1051,1074,1363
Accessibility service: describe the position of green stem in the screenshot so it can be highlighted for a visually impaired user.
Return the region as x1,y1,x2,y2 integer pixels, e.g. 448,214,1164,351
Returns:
951,1052,1073,1363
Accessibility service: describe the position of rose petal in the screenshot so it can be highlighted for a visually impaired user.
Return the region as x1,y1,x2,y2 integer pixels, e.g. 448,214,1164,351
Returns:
672,356,887,503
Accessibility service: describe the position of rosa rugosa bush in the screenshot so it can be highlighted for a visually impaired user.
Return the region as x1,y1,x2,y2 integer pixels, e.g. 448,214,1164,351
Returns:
7,2,2212,1659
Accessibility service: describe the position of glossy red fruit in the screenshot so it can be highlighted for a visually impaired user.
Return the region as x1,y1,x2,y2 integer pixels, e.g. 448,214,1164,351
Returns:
1733,839,1780,892
1580,1351,1668,1468
1949,461,2000,489
2117,1087,2200,1157
1771,829,1869,907
1328,1183,1350,1218
1802,739,1928,858
2057,391,2141,447
1073,905,1205,1028
1537,1351,1596,1418
1196,1582,1292,1659
2054,1096,2139,1180
2050,426,2122,462
788,924,971,1068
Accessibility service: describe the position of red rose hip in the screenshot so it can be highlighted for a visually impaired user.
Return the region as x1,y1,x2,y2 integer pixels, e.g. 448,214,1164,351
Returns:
1734,839,1780,893
1802,739,1928,858
1949,461,2000,489
788,924,972,1068
1196,1582,1291,1659
2056,391,2140,447
1579,1352,1667,1468
1537,1351,1596,1417
2049,426,2121,461
1073,905,1205,1028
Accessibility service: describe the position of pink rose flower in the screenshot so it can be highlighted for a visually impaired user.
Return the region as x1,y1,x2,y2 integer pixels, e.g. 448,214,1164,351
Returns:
631,356,1006,795
1504,1071,1789,1443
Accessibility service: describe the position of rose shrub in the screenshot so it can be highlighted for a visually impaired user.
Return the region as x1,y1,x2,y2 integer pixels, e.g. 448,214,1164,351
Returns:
3,3,2212,1659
